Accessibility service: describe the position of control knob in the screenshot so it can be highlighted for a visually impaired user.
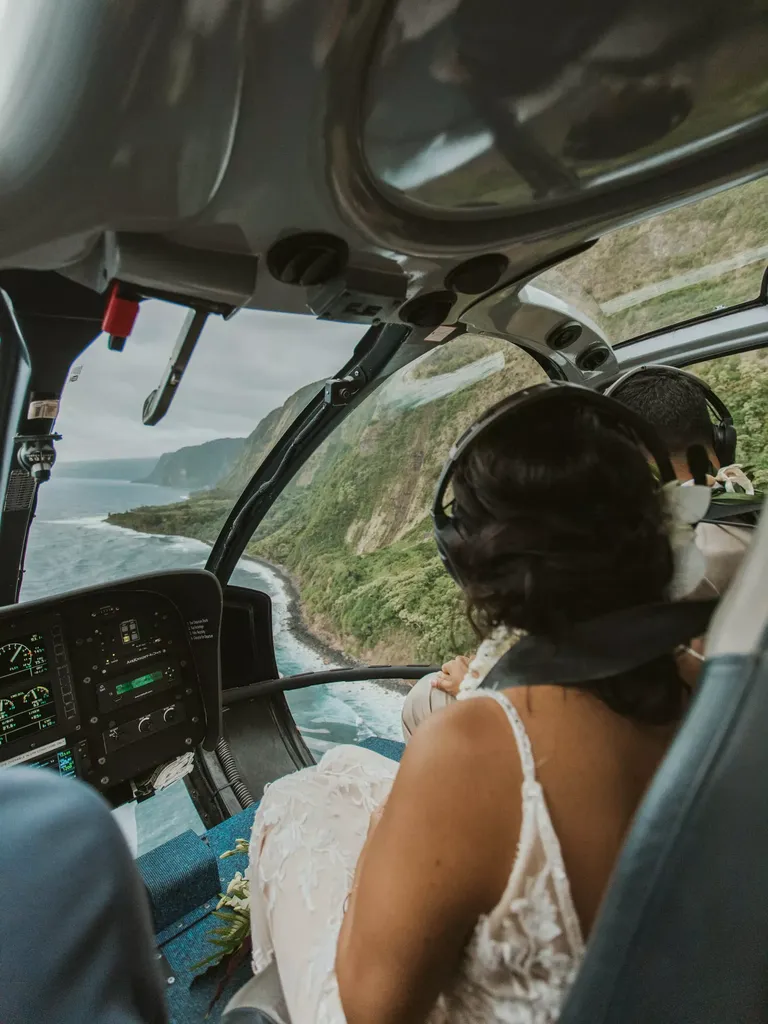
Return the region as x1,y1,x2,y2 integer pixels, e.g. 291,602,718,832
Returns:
138,715,153,734
163,705,178,724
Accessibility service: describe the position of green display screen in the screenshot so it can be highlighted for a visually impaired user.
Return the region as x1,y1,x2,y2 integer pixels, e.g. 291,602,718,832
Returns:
115,670,163,696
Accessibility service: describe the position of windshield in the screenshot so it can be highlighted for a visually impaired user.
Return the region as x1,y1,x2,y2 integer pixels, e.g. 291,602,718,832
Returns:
20,302,365,852
533,175,768,345
94,330,546,764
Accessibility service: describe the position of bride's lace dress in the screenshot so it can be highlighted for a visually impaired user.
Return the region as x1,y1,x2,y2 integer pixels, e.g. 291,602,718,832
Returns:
247,685,585,1022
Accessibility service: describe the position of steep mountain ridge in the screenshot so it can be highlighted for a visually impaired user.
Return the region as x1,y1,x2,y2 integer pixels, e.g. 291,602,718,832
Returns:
216,381,323,496
141,437,245,490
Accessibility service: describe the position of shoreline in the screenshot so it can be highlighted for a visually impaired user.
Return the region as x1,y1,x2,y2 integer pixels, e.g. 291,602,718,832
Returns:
243,554,412,697
104,508,414,698
245,553,355,669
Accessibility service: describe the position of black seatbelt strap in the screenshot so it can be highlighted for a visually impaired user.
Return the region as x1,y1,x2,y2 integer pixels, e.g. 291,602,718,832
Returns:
481,600,717,691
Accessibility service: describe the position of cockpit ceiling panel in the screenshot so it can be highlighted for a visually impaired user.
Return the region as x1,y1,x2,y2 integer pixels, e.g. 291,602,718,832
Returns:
2,0,768,299
362,0,768,214
0,0,247,267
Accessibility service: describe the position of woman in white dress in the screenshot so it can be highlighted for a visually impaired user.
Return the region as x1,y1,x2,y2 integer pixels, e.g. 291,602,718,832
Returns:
246,385,704,1023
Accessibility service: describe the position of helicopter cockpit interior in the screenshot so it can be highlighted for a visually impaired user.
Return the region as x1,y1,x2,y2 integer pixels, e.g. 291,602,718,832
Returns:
3,0,768,1021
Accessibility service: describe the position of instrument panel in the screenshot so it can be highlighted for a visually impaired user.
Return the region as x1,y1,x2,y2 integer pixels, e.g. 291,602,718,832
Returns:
0,570,222,803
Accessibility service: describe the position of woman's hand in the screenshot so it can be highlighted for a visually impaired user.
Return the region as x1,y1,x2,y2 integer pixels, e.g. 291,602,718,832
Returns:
676,636,706,689
432,655,471,697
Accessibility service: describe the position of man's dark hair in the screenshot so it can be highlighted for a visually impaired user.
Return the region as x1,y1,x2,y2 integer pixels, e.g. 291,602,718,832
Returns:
610,371,714,455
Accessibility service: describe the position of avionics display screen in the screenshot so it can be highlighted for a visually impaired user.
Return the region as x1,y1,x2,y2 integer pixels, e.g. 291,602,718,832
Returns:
0,681,57,746
28,747,76,779
0,633,48,683
115,669,164,696
0,633,55,747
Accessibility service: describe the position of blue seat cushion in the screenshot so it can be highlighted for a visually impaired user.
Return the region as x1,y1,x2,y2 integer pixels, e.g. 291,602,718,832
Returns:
137,829,220,933
358,736,405,762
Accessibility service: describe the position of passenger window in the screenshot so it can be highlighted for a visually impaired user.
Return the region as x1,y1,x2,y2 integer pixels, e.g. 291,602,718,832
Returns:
234,334,547,756
689,349,768,483
531,176,768,345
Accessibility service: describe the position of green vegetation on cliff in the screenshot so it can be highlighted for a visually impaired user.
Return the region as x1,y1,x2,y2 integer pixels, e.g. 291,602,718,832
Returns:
108,339,546,662
696,349,768,486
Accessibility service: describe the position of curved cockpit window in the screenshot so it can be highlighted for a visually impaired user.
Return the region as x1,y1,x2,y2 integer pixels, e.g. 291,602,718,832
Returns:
363,0,768,213
22,305,364,607
691,348,768,486
20,304,364,852
531,175,768,344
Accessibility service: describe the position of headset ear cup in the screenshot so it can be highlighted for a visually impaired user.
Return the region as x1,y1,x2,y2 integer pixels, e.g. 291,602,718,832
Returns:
713,423,737,467
434,517,464,585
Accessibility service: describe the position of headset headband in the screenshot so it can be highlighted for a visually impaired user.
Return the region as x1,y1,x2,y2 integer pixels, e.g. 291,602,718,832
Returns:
432,381,677,583
605,364,736,467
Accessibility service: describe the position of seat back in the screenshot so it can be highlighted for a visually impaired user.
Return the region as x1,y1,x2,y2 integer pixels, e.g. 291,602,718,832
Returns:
558,506,768,1023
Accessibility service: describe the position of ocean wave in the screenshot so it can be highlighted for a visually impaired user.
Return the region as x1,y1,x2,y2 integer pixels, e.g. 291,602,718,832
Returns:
326,680,404,741
41,515,120,528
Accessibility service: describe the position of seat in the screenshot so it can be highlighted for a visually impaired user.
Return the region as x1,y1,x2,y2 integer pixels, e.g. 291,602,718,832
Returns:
558,498,768,1022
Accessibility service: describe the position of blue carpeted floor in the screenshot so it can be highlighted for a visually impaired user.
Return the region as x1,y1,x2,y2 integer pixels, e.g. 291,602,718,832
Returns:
139,737,405,1023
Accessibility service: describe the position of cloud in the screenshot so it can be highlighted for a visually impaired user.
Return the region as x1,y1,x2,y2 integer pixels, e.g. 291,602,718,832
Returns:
56,300,364,461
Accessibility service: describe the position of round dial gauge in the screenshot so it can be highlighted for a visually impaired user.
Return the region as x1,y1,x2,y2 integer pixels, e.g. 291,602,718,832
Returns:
0,642,32,682
23,686,49,705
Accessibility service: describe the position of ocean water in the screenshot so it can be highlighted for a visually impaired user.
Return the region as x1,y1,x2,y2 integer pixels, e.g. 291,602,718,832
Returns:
20,477,405,853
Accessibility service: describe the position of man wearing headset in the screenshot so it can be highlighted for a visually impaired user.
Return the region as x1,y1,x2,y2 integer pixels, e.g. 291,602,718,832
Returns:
402,365,762,741
606,365,760,595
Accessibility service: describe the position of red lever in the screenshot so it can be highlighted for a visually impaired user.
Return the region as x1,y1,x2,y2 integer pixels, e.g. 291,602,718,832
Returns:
102,283,139,342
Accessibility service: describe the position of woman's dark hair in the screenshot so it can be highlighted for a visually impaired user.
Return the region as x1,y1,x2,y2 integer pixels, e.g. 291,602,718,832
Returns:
450,397,684,725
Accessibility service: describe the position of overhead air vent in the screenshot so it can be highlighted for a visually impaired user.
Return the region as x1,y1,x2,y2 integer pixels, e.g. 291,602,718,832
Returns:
266,233,349,287
399,291,456,328
445,254,509,294
576,344,611,372
547,321,583,350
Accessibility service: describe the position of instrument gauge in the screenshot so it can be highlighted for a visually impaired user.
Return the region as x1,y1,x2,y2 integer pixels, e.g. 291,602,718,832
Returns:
0,642,32,682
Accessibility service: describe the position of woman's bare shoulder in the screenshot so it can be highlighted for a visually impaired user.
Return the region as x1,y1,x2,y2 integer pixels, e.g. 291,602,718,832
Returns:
375,694,524,911
393,694,525,822
406,692,520,765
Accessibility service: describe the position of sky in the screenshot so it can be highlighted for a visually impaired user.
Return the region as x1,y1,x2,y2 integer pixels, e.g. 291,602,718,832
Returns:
56,300,365,462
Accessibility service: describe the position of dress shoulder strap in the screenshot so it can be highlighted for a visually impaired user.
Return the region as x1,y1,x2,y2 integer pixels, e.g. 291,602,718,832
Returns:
460,689,537,783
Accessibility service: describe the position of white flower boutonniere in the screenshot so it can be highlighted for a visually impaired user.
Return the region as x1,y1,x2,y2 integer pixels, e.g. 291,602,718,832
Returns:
715,464,755,495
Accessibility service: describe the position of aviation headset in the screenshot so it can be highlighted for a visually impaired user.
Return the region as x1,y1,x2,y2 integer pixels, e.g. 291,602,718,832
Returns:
605,364,737,468
431,381,677,586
